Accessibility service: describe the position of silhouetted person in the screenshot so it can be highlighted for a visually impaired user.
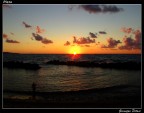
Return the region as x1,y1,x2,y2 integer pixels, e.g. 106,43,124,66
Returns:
32,82,36,99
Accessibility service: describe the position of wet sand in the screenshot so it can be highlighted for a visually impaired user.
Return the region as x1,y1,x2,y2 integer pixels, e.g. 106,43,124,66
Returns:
3,85,141,108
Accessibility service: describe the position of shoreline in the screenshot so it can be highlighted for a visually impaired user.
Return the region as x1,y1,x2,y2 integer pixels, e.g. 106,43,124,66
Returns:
3,85,141,108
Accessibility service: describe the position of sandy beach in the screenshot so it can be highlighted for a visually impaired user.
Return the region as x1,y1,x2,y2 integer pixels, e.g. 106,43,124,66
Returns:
3,85,141,108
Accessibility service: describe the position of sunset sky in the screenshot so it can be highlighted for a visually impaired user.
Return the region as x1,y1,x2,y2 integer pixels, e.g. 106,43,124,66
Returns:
3,4,141,54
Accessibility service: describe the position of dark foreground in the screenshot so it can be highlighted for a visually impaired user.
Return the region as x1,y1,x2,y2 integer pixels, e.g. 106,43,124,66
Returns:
3,85,141,108
47,60,141,70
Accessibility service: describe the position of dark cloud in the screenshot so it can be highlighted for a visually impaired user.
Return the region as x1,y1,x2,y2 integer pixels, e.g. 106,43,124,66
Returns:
78,5,123,14
121,27,133,34
32,33,43,41
102,5,123,13
64,41,71,46
99,31,107,34
79,5,102,13
73,36,95,44
101,38,121,48
107,38,121,48
119,29,141,50
3,33,8,39
42,38,53,44
123,36,135,47
3,33,20,43
32,33,53,44
22,21,32,28
36,26,45,34
89,32,97,38
119,36,141,50
6,39,20,43
119,37,136,50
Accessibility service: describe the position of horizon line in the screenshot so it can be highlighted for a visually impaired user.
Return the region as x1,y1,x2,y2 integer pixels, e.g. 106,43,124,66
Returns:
3,52,141,55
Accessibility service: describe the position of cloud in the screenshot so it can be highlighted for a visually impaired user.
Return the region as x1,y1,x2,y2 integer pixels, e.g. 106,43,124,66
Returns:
3,33,20,43
133,29,141,44
36,26,45,34
99,31,107,34
102,5,123,13
89,32,97,38
101,38,121,48
119,28,141,50
101,44,109,48
107,38,121,48
73,36,95,44
32,33,43,41
119,35,141,50
3,4,12,8
119,37,135,50
121,27,133,34
6,39,20,43
41,38,53,44
32,33,53,44
79,5,102,13
85,45,90,47
3,33,8,39
64,41,71,46
22,21,32,28
78,5,123,14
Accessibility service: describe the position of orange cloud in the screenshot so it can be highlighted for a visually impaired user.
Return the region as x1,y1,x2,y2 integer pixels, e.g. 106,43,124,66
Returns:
64,41,71,46
3,33,8,39
36,26,45,33
121,27,133,34
73,36,95,44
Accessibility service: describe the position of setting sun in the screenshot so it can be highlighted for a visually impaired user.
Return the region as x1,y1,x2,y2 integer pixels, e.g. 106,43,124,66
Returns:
74,52,76,55
69,46,81,54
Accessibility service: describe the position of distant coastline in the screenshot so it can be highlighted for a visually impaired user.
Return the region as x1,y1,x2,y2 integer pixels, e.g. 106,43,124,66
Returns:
3,52,141,55
3,52,20,54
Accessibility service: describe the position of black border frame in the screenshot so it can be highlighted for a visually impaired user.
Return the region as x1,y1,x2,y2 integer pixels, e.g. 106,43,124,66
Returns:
1,0,143,112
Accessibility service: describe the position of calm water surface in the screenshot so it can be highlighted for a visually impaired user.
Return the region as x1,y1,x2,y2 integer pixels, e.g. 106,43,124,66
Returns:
3,54,141,93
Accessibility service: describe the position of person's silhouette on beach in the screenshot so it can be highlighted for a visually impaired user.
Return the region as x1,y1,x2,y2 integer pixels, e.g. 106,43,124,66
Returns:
32,82,36,99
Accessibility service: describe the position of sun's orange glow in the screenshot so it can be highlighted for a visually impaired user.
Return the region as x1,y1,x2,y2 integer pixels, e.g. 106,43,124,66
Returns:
74,52,76,55
69,46,81,54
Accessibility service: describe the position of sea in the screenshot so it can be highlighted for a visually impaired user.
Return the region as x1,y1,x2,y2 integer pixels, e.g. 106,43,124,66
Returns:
3,54,141,99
